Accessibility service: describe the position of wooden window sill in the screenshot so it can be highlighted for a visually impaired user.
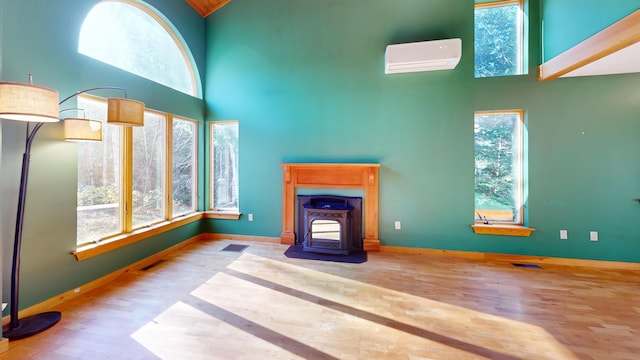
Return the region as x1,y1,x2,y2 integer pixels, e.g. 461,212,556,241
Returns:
471,223,536,237
203,211,242,220
73,212,203,261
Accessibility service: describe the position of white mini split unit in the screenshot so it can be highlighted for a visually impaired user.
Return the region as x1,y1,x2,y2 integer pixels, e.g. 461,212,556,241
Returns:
385,38,462,74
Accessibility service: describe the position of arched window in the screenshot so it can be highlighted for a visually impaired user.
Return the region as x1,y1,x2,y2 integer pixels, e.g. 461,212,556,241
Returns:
79,0,200,97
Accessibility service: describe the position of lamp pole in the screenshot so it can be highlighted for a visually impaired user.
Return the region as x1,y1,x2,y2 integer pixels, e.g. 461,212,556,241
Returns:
3,86,128,340
4,122,61,340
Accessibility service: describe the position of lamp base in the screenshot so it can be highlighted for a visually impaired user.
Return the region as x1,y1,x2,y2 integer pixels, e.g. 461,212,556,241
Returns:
3,311,61,340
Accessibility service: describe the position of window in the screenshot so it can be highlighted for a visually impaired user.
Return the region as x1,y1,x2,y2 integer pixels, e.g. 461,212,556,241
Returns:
76,96,122,241
474,0,524,78
79,0,200,97
132,111,167,228
172,117,198,216
210,121,239,213
474,110,524,225
76,95,198,246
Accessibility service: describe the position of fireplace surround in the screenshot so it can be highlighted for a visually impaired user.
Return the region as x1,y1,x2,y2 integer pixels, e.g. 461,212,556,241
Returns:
280,163,380,251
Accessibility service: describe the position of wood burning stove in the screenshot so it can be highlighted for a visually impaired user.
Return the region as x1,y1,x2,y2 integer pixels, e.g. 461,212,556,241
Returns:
297,195,362,254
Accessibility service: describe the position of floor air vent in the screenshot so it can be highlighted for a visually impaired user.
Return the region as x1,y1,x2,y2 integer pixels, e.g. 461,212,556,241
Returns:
221,244,249,252
511,263,542,269
141,260,166,271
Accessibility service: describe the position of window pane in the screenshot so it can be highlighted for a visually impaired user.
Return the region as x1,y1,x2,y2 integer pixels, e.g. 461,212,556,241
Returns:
132,112,166,228
211,122,239,211
474,2,522,77
474,112,522,223
79,2,197,96
77,96,122,244
172,118,197,216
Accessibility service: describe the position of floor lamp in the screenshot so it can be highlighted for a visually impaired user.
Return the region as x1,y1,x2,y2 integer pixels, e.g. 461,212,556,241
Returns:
0,77,144,340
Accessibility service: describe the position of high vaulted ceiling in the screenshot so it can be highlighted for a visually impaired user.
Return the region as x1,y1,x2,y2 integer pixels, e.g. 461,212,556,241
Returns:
185,0,231,17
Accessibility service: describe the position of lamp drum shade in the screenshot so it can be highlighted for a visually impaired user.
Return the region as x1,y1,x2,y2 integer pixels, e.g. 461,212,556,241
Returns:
64,118,103,141
107,98,145,126
0,82,60,122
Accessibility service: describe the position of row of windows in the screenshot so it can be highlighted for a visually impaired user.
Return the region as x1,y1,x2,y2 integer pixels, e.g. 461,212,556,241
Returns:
76,95,198,246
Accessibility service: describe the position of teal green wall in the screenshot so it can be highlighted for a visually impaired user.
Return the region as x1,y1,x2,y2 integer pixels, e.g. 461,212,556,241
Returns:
1,0,205,316
542,0,640,60
2,0,640,332
204,0,640,262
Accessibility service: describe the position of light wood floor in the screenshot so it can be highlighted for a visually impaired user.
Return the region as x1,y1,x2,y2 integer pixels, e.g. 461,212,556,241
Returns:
1,239,639,359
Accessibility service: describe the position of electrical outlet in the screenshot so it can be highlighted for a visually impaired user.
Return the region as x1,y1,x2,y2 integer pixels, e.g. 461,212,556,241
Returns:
248,213,254,222
590,231,598,241
394,221,401,230
560,230,568,240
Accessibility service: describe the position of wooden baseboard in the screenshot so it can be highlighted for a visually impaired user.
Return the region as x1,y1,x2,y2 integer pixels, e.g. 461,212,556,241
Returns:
380,245,640,271
363,239,380,251
2,234,206,328
0,338,8,354
204,233,281,244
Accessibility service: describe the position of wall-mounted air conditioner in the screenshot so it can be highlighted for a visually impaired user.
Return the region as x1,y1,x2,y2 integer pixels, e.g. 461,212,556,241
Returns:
385,38,462,74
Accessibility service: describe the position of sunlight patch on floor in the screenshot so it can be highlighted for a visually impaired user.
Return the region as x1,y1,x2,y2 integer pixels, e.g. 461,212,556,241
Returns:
131,301,306,360
221,253,577,360
192,272,472,359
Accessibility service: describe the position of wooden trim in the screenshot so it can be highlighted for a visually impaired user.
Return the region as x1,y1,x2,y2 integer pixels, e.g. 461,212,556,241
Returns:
185,0,231,18
380,246,486,259
0,338,8,354
205,232,381,251
204,233,280,243
471,224,535,236
3,234,206,327
203,211,242,220
539,9,640,81
165,112,174,219
380,245,640,271
280,163,381,250
123,126,133,233
474,0,522,11
73,213,203,260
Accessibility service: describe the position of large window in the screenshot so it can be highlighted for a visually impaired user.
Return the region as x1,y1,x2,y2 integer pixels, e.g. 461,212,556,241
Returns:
474,0,525,78
78,0,200,97
76,96,198,246
210,121,239,212
474,110,524,225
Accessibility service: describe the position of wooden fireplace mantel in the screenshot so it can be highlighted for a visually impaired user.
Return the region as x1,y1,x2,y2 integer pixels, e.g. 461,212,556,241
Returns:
280,163,381,251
